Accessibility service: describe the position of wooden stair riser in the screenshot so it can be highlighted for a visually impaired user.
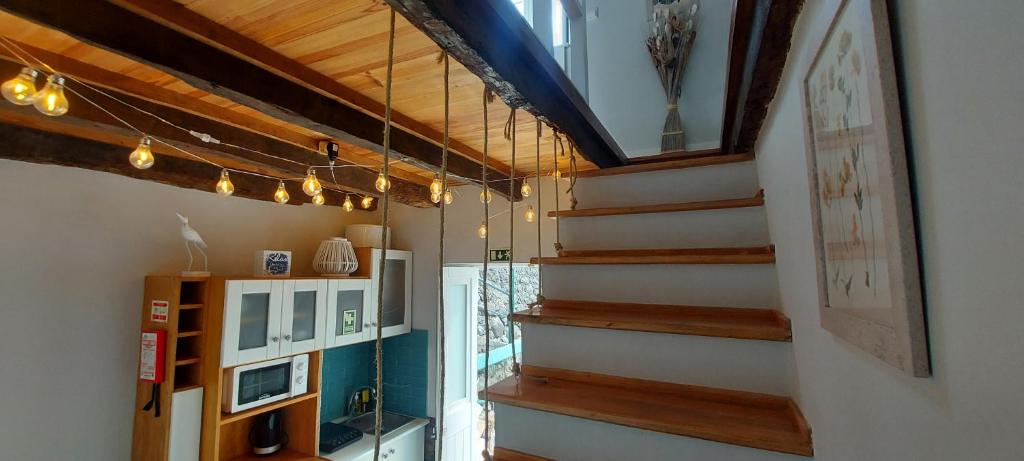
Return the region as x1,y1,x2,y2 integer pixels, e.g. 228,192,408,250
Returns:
575,153,755,178
520,323,795,396
533,246,776,266
557,207,771,251
549,192,765,218
541,264,780,307
570,159,760,209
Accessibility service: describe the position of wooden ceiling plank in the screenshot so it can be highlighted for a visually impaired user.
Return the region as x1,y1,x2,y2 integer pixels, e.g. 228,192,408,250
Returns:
106,0,515,179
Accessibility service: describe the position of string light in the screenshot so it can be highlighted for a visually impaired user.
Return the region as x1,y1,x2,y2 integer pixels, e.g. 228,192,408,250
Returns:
429,174,443,195
361,196,374,209
477,221,488,239
479,189,492,204
444,189,454,205
32,74,69,116
311,192,325,206
375,171,391,192
342,194,355,212
524,205,536,223
551,169,562,180
273,181,290,204
215,169,234,196
302,169,322,196
128,136,155,170
1,67,38,105
430,191,442,204
520,180,532,198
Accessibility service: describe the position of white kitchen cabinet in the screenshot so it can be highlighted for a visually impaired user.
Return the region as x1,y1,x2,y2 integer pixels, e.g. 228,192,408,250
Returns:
381,424,424,461
222,279,328,367
329,422,425,461
365,249,413,339
324,278,372,347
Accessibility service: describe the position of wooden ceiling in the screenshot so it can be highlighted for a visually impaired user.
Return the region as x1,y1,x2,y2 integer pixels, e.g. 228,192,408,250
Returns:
0,0,596,208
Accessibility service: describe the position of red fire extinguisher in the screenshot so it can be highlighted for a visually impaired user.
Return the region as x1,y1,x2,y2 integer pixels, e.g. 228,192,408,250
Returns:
140,330,166,417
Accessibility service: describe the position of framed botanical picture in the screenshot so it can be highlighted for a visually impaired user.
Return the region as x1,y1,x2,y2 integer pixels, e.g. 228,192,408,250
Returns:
799,0,929,376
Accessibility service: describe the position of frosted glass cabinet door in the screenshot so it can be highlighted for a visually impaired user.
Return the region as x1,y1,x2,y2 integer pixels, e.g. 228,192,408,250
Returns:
325,278,372,347
368,249,413,339
222,280,283,367
280,279,327,355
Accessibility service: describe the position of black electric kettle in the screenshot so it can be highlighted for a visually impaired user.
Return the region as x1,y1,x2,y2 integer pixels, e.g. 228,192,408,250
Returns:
249,410,287,455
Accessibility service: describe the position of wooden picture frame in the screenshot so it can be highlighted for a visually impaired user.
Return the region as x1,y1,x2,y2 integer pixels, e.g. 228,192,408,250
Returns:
799,0,929,376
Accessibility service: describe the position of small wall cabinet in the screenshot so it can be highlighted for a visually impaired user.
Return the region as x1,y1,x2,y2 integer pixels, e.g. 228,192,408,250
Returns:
222,279,329,367
324,278,372,347
354,248,413,339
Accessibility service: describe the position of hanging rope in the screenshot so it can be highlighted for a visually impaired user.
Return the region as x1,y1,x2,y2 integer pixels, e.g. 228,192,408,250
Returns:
506,108,520,378
530,120,545,309
435,52,450,461
373,8,396,461
481,87,493,461
552,129,564,253
567,137,579,211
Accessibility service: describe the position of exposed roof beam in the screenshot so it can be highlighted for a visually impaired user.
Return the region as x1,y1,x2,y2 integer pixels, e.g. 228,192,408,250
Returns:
0,121,366,208
0,0,520,199
106,0,513,177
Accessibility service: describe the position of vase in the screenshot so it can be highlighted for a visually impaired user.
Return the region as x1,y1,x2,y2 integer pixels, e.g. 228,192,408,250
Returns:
313,238,359,276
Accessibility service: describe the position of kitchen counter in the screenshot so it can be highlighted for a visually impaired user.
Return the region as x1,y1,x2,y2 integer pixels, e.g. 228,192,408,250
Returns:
320,415,429,461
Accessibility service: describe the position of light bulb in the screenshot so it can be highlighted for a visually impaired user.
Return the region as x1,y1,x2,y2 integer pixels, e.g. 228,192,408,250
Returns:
342,195,354,212
302,169,322,196
477,222,487,239
479,189,492,204
551,169,562,180
215,169,234,196
429,174,443,195
443,189,454,205
524,205,536,222
33,74,69,116
520,181,532,198
2,67,39,106
375,171,391,192
128,136,155,170
430,191,442,204
361,196,374,209
311,192,325,206
273,181,290,204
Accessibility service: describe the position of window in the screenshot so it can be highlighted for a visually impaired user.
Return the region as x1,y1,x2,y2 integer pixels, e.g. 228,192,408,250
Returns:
511,0,532,26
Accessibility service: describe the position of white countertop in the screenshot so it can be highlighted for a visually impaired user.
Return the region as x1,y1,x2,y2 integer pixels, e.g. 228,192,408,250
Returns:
319,415,429,461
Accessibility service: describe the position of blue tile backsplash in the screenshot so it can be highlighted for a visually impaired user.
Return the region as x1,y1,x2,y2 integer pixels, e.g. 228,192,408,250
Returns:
320,329,429,422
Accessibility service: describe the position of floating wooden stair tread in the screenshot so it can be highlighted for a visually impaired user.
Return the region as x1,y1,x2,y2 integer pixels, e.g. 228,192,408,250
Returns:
530,246,775,265
493,447,554,461
575,153,754,178
486,366,812,456
549,191,764,218
513,299,791,341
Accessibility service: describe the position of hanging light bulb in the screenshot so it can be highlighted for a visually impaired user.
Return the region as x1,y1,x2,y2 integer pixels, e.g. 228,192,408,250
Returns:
32,74,69,116
479,188,492,204
128,136,155,170
430,191,442,204
215,169,234,196
443,189,454,205
429,174,443,195
342,194,355,212
520,180,532,198
311,192,325,206
477,221,488,239
551,169,562,180
273,181,290,204
302,169,322,196
361,196,374,209
2,67,39,106
375,171,391,192
524,205,536,223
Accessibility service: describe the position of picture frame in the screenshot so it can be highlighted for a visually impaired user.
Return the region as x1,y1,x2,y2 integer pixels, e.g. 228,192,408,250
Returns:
799,0,929,376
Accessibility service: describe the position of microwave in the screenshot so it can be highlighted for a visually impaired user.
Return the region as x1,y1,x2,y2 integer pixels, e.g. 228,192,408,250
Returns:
223,354,309,413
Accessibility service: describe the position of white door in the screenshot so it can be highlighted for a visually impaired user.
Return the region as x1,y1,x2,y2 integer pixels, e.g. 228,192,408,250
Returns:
325,278,372,347
441,267,479,461
222,280,283,367
280,279,327,355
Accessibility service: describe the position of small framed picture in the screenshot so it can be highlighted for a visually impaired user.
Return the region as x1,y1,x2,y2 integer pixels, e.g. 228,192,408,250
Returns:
254,250,292,277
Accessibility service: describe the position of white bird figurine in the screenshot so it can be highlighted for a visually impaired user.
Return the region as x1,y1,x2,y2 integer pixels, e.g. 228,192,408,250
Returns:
176,213,208,273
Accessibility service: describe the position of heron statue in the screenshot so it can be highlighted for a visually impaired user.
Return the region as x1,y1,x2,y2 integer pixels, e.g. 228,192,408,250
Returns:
176,213,208,274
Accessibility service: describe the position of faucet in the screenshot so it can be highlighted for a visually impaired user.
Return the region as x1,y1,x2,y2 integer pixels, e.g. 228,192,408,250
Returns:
347,386,377,416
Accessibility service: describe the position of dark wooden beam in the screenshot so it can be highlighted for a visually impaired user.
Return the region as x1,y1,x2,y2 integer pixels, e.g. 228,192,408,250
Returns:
0,0,520,199
722,0,805,154
0,58,431,207
386,0,628,168
0,122,369,208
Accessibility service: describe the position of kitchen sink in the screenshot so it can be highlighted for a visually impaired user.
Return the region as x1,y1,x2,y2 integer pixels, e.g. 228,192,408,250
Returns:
342,411,415,435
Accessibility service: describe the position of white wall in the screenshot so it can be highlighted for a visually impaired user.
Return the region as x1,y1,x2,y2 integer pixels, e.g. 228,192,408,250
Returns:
389,180,560,417
756,1,1024,459
586,0,731,156
0,160,378,460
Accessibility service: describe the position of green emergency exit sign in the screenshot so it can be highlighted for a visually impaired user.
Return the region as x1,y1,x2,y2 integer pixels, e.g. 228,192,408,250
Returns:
489,248,511,262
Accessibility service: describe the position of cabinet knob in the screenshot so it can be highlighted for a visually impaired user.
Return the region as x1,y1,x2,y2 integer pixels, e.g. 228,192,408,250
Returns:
382,455,388,459
270,336,279,343
283,334,292,341
371,322,378,327
389,448,395,454
364,323,371,328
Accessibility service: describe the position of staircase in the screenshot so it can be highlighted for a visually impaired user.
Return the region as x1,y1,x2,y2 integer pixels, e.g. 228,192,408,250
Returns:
487,155,813,459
